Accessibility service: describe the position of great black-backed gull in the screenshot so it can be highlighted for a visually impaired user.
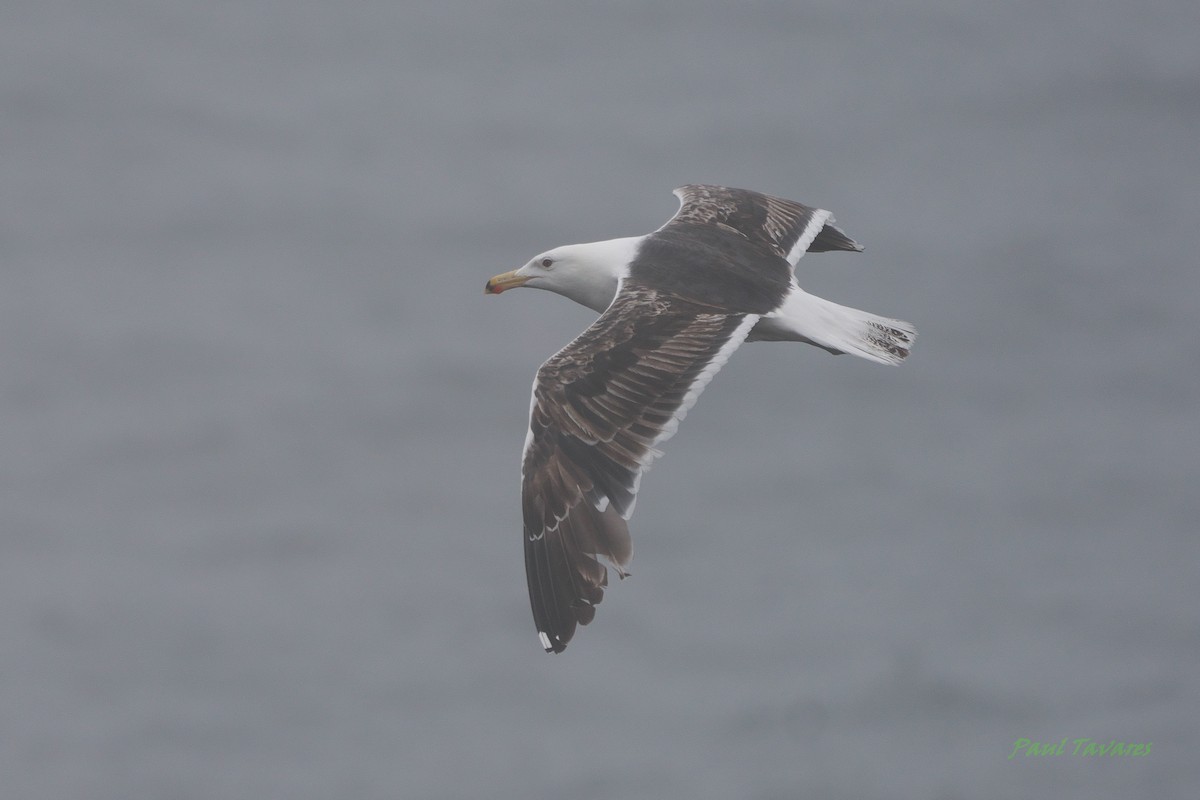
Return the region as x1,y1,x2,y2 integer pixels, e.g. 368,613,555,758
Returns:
485,185,915,653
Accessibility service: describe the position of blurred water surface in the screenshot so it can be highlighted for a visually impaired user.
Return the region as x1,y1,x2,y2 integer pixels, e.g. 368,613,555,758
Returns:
2,1,1197,798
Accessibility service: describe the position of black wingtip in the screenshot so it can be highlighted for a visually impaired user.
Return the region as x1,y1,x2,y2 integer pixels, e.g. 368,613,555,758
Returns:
808,221,864,253
539,631,567,654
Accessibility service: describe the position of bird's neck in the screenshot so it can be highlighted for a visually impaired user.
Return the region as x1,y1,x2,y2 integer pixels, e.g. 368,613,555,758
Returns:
562,236,642,313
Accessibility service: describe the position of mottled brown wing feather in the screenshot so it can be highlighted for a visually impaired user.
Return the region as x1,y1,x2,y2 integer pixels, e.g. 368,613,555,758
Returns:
668,184,862,261
522,280,754,652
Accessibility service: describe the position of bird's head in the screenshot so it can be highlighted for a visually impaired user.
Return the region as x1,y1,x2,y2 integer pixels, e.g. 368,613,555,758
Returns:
485,239,637,313
483,247,568,295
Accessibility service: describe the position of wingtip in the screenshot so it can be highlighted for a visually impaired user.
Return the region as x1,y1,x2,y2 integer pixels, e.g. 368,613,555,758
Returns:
538,631,566,653
808,219,865,254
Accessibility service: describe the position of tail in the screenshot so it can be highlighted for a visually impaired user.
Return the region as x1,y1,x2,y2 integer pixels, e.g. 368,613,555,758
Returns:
758,288,916,365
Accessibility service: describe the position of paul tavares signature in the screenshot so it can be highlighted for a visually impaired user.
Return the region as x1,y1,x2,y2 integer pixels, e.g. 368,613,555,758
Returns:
1008,737,1151,759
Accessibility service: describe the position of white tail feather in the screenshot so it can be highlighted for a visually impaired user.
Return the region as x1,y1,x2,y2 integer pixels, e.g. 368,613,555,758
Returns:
762,287,916,365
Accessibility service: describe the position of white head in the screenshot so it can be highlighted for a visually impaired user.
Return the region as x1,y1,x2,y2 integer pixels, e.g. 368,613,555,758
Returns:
484,236,641,313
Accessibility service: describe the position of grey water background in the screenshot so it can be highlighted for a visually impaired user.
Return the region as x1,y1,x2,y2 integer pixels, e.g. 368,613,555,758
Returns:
3,1,1197,797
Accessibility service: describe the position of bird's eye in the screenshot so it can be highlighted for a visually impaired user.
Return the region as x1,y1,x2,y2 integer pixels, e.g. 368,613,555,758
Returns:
540,257,554,268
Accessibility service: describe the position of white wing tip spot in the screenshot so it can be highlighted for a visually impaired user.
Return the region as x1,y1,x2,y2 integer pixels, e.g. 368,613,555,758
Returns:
538,631,553,651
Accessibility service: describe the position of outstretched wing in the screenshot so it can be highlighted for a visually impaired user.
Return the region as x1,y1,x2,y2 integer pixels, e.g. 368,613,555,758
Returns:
666,184,863,266
522,280,759,653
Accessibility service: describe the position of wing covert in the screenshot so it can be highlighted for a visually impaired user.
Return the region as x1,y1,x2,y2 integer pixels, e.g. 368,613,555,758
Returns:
667,184,862,266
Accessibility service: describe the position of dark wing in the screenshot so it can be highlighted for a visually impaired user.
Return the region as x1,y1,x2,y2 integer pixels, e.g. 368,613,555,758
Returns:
666,184,863,266
522,280,757,653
